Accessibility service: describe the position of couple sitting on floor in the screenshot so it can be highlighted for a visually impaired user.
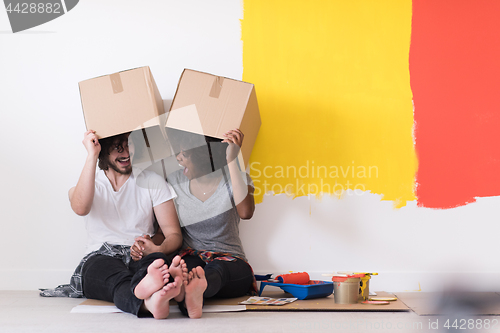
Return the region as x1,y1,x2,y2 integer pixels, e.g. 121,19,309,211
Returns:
41,127,255,319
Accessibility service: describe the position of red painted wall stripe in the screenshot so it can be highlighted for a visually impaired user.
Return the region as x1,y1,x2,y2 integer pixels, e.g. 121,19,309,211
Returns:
411,0,500,209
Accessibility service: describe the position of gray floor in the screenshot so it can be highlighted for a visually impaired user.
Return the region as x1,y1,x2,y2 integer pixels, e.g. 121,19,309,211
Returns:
0,291,497,333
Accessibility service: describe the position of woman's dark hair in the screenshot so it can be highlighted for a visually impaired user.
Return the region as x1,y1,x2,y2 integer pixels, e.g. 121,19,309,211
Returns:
166,128,228,176
97,132,131,171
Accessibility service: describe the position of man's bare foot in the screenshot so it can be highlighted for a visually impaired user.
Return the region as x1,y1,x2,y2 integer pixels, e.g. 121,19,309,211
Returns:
168,255,188,302
143,275,182,319
134,259,169,300
184,266,207,319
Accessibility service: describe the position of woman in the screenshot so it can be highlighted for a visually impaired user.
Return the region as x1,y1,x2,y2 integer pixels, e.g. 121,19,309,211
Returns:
166,127,256,318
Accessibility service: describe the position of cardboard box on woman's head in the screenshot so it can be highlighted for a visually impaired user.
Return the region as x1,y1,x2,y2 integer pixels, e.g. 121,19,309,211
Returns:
166,69,261,169
78,66,171,178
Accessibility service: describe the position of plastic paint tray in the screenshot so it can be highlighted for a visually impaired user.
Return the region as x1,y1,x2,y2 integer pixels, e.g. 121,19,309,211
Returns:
259,280,333,300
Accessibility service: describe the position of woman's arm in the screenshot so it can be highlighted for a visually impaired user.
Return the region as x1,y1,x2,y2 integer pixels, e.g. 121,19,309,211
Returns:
223,129,255,220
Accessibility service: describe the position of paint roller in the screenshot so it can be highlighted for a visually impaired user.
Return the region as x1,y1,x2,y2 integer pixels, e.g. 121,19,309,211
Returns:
274,272,310,284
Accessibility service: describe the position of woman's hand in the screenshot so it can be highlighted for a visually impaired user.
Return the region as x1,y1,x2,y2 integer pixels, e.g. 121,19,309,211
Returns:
130,235,159,261
130,240,143,261
223,129,244,163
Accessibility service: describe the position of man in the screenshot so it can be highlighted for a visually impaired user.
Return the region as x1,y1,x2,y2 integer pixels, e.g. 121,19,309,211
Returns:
42,129,186,319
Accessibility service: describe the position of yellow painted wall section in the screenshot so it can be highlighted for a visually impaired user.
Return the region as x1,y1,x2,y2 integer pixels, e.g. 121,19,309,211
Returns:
242,0,417,207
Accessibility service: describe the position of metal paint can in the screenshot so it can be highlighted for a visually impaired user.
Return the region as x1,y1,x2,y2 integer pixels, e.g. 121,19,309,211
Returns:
336,271,378,301
332,274,363,304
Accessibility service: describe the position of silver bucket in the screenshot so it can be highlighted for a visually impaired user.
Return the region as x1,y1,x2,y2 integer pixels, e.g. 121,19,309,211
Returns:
333,277,360,304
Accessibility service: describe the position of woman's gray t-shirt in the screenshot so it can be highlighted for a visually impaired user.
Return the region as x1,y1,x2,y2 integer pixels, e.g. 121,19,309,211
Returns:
167,168,253,261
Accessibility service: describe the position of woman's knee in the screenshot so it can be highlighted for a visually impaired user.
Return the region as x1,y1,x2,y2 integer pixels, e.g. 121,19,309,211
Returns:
205,260,253,298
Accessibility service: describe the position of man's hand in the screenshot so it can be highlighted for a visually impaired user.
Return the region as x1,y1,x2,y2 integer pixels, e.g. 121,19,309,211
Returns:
83,130,101,158
130,235,159,261
223,129,244,163
69,130,100,216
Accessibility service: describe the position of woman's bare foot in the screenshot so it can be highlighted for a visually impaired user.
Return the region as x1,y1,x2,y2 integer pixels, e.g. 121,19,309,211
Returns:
184,266,207,319
143,276,182,319
168,255,188,302
134,259,169,300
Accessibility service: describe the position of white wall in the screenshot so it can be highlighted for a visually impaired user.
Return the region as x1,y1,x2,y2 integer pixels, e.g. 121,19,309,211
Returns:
1,0,499,292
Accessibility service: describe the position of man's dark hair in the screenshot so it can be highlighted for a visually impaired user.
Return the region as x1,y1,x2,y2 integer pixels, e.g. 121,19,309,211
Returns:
98,132,131,171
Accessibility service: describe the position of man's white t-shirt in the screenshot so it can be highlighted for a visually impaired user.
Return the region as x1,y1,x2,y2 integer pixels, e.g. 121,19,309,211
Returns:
84,169,176,254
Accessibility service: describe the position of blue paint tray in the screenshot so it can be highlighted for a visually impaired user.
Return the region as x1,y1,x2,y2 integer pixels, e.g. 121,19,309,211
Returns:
259,280,333,300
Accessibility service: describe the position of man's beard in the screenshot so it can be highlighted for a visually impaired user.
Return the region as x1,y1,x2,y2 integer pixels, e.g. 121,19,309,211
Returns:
108,159,132,175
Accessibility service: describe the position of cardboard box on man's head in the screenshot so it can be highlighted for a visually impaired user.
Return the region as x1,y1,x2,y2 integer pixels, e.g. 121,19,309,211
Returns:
78,66,171,178
166,69,261,168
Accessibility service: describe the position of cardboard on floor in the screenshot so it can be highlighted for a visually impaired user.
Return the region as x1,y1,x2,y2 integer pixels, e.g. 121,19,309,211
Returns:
79,291,409,312
204,291,409,312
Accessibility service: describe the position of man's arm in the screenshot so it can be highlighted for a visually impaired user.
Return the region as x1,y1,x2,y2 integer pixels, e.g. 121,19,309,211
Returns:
69,130,101,216
131,200,182,259
153,200,182,254
151,226,165,245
